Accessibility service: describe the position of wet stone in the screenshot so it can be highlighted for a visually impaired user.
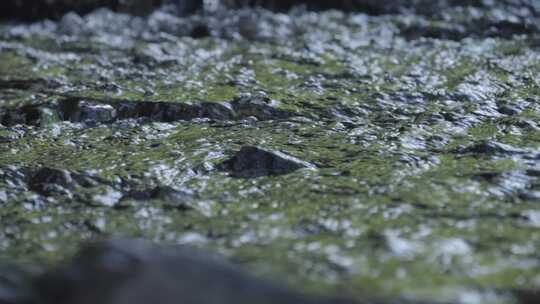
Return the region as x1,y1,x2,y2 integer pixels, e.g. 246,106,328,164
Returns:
455,141,527,156
0,105,57,127
59,100,117,124
231,96,293,121
52,97,295,125
28,168,75,197
115,100,236,122
518,191,540,201
218,146,316,178
20,166,124,204
189,23,211,38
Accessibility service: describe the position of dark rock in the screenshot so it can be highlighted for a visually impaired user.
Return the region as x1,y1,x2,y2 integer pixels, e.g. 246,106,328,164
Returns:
455,141,527,156
518,190,540,201
28,167,75,196
0,105,58,127
190,23,211,38
33,239,353,304
230,96,293,120
0,79,53,91
115,100,236,122
59,99,117,124
497,104,521,116
218,146,315,178
53,96,294,125
56,98,233,124
25,167,118,202
114,97,292,122
0,106,39,127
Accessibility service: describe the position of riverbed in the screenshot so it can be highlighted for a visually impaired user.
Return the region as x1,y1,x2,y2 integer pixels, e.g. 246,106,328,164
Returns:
1,2,539,303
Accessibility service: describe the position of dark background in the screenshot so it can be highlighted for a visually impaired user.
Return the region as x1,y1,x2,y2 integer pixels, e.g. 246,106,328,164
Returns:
1,1,538,23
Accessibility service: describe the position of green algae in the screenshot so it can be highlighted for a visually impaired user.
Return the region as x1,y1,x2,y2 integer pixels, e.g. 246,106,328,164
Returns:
0,52,35,80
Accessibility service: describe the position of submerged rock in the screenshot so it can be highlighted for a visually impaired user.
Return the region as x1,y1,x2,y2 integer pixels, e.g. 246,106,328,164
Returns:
0,104,59,127
33,239,351,304
49,97,293,125
456,141,528,156
28,167,75,196
59,99,117,124
218,146,315,178
12,166,123,205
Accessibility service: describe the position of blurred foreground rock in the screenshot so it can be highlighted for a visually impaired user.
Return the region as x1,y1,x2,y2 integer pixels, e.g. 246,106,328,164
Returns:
0,264,33,304
33,239,352,304
513,289,540,304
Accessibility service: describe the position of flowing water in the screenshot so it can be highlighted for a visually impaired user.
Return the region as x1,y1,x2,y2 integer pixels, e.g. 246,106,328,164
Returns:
1,2,540,303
